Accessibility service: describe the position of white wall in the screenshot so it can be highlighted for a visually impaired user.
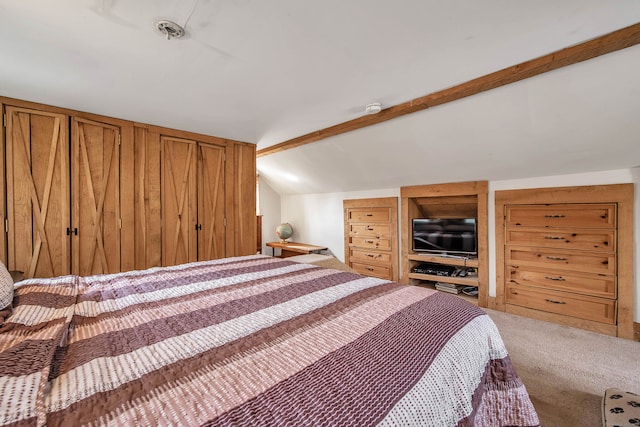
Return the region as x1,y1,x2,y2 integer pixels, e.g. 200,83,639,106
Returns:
276,168,639,321
258,178,281,255
281,188,399,260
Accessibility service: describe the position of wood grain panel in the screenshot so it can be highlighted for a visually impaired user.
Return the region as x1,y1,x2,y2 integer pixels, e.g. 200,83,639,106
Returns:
72,118,121,275
506,246,616,275
505,228,615,252
349,248,392,264
0,104,5,265
347,208,391,223
349,223,391,237
506,204,616,228
351,262,392,280
228,142,257,256
119,122,135,272
507,266,616,299
134,128,161,269
506,305,617,337
350,236,392,251
5,106,70,278
161,136,197,266
198,143,226,260
506,284,616,324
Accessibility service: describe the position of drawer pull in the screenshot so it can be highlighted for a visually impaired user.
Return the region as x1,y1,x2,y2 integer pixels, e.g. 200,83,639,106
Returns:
365,240,374,244
546,256,567,261
544,235,565,240
544,214,566,218
365,226,374,231
545,299,567,305
365,214,373,217
365,253,379,258
365,267,375,271
544,276,566,281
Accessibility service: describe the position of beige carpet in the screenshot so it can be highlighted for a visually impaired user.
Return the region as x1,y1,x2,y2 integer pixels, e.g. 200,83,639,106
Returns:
485,309,640,427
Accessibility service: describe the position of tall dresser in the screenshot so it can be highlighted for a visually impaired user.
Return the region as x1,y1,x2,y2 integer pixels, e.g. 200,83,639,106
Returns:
343,197,398,281
495,184,634,339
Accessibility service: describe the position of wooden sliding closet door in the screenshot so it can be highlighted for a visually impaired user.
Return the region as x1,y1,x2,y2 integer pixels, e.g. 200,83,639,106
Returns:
198,143,226,260
5,106,70,278
72,118,121,276
161,136,197,266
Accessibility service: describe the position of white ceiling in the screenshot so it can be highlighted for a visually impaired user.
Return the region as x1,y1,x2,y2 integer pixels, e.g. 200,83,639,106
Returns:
2,1,640,195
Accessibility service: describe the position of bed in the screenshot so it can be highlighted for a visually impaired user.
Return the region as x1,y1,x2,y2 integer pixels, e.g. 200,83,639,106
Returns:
0,255,539,426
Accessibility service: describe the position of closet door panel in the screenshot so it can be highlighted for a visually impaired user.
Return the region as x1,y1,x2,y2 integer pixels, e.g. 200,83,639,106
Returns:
198,143,226,260
5,106,70,278
72,118,121,275
161,136,197,266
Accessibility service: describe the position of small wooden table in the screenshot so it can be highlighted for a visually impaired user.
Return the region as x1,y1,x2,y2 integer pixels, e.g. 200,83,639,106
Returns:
266,241,328,258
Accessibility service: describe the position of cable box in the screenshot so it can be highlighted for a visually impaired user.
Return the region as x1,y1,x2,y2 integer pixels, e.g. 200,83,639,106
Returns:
412,263,456,276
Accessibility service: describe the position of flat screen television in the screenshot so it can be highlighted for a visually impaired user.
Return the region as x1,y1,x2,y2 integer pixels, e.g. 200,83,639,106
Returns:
412,218,477,255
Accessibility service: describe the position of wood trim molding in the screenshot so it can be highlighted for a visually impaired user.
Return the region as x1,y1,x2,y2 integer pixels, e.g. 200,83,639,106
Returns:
257,22,640,158
0,103,6,265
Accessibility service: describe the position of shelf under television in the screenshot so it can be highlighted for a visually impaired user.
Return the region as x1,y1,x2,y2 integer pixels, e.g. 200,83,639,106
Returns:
412,280,478,305
407,253,479,268
407,272,479,287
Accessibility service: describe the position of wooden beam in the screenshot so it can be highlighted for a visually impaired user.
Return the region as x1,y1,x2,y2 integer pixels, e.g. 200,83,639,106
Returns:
257,22,640,158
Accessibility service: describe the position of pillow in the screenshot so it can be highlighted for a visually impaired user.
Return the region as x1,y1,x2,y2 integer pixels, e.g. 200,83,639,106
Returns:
0,262,14,325
0,276,78,425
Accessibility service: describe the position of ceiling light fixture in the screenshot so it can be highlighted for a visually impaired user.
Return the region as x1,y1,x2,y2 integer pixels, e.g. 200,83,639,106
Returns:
156,20,185,40
365,102,382,115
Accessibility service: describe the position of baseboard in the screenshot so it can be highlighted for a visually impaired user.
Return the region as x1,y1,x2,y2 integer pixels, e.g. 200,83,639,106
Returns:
505,304,618,337
634,322,640,342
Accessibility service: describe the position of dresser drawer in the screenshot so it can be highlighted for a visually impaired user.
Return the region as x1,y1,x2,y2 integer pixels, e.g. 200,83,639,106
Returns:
506,284,616,324
351,262,392,280
506,204,616,229
507,266,616,299
350,236,392,251
349,223,391,237
507,246,616,275
505,228,615,252
347,208,391,223
349,248,392,264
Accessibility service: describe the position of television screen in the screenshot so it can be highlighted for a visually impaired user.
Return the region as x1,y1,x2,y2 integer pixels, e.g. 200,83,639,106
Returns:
412,218,477,255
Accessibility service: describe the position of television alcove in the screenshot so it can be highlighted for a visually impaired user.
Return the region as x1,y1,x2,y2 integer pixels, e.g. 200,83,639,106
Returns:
401,181,488,307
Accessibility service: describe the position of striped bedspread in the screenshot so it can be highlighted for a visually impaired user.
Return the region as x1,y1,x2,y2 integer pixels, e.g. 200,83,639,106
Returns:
0,255,539,426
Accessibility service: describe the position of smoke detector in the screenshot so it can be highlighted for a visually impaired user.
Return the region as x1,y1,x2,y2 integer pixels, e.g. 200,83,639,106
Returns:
365,102,382,115
156,20,185,40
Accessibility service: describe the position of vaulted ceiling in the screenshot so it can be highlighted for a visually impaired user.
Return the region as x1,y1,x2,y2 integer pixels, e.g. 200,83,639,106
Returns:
2,1,640,195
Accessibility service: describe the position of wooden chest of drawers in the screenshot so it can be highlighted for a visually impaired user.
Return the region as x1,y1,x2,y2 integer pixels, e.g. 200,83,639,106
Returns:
495,184,634,339
504,203,619,327
344,198,398,281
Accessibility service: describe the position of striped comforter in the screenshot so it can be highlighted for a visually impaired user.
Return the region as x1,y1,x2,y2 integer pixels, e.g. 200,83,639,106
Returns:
0,255,539,426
